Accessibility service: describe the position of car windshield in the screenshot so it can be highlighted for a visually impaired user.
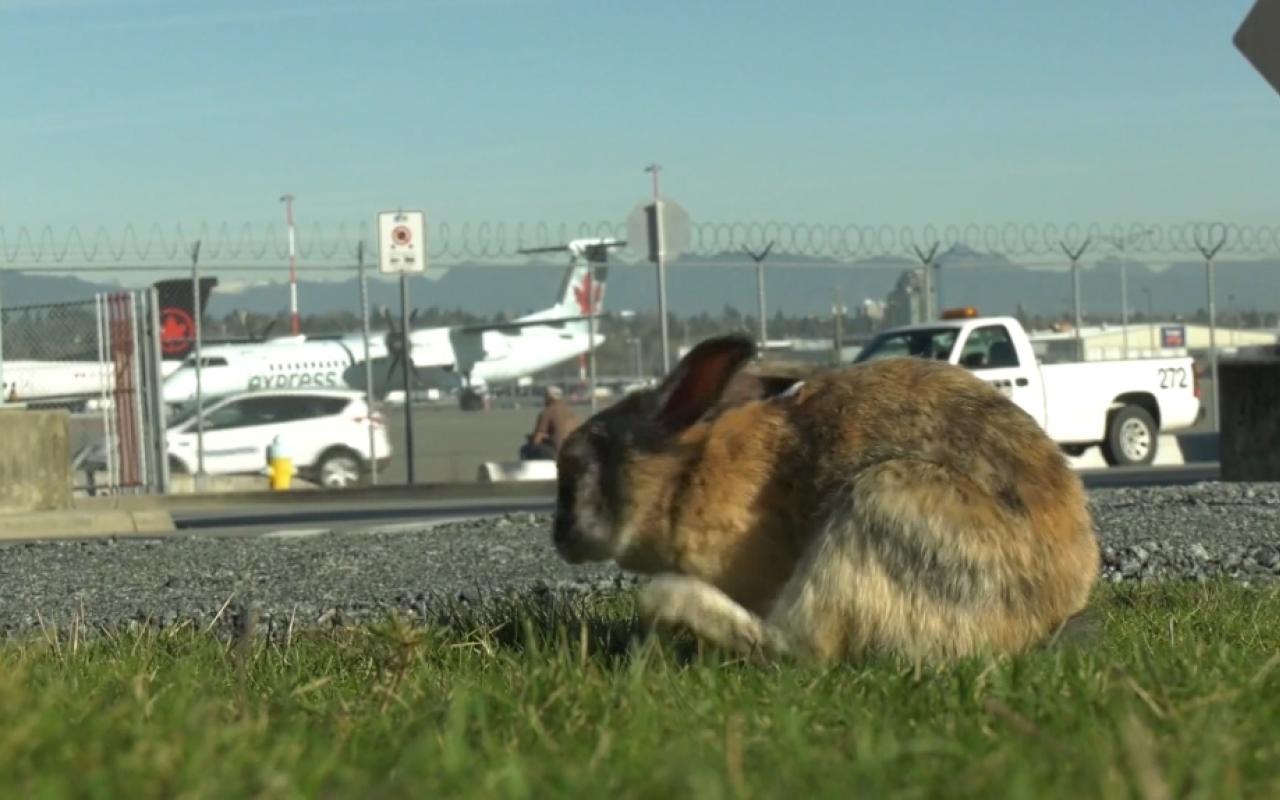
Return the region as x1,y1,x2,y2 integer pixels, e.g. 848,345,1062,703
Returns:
166,394,352,430
166,401,204,429
854,327,960,363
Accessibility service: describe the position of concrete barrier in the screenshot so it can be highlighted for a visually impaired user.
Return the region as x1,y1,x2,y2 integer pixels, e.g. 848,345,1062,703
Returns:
73,478,557,512
167,473,319,494
0,407,72,513
477,460,558,483
1218,359,1280,481
0,509,174,540
1175,432,1219,464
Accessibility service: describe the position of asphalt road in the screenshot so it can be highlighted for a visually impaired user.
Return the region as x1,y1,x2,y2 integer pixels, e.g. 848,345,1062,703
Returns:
67,372,1221,489
144,463,1218,541
67,397,593,487
172,497,556,539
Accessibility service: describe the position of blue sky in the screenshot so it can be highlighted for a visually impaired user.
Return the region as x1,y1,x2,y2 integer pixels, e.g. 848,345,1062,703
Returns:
3,0,1277,238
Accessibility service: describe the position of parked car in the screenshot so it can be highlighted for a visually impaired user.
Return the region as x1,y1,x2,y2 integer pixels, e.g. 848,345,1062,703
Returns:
162,389,391,487
83,389,391,488
853,308,1203,467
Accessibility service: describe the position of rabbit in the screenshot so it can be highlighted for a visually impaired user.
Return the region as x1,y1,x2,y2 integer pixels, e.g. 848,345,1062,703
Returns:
550,333,1102,664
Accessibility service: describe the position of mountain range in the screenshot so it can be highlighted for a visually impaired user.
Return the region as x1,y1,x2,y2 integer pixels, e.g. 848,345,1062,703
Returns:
2,250,1277,321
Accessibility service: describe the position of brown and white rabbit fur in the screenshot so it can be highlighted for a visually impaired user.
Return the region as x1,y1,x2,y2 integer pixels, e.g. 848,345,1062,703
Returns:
551,334,1101,664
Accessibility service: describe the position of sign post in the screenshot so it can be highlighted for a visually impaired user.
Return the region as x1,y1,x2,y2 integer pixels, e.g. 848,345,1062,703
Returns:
357,240,378,485
378,210,426,485
627,174,690,373
190,240,207,489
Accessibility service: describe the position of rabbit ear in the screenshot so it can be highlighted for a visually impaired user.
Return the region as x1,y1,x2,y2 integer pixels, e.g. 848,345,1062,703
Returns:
654,334,757,431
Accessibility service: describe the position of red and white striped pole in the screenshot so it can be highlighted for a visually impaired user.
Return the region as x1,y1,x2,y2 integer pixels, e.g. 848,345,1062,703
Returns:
281,193,300,335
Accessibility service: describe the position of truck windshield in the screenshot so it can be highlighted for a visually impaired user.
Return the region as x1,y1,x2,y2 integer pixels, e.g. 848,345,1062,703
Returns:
854,327,960,363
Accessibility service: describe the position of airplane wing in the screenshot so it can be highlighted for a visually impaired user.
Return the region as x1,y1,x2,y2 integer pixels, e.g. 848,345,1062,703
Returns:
452,315,595,334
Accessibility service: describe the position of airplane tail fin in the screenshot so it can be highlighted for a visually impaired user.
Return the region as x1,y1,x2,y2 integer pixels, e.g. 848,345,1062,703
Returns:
554,263,608,318
152,277,218,360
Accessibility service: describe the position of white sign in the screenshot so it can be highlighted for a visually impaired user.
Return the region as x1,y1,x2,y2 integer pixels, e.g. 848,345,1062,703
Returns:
377,210,427,274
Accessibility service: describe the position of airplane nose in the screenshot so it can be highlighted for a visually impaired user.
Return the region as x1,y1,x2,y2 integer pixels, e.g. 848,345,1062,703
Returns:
161,374,192,404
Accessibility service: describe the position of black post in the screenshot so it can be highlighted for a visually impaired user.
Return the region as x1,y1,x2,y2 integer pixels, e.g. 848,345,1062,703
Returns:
399,271,415,485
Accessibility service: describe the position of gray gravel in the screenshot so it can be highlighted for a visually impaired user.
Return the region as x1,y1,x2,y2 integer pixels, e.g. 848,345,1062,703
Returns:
2,483,1278,642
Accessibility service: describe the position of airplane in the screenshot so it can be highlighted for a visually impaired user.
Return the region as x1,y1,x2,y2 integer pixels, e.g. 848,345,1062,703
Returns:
158,239,621,411
2,277,219,408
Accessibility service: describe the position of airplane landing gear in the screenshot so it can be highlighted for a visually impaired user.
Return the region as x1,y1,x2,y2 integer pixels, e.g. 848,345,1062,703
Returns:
459,388,487,411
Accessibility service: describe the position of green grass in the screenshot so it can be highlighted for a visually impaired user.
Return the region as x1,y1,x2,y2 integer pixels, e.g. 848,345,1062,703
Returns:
2,582,1279,799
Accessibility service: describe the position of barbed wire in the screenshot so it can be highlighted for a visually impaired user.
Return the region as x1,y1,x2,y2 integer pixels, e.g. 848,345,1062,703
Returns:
2,220,1276,266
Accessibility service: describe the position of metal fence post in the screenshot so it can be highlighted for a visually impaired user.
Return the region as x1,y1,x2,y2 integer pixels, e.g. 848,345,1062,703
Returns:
191,241,206,485
357,241,378,485
128,292,147,493
1196,227,1227,433
1060,239,1091,361
743,242,775,353
95,293,117,490
913,242,940,321
147,286,170,494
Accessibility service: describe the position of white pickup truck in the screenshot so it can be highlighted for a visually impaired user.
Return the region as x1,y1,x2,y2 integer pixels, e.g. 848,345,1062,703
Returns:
852,310,1204,467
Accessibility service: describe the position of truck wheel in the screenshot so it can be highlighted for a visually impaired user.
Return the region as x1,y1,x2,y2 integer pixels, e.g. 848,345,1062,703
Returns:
1101,405,1158,467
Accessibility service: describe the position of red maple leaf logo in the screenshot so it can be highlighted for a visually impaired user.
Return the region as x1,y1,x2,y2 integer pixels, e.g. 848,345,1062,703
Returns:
160,307,194,355
573,272,603,316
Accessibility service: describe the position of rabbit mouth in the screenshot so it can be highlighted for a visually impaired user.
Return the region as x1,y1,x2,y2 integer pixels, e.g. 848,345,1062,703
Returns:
552,519,612,564
553,535,604,565
555,540,590,564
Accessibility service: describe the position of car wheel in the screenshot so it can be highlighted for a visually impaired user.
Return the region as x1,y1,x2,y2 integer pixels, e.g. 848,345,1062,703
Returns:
1101,405,1158,467
316,448,363,488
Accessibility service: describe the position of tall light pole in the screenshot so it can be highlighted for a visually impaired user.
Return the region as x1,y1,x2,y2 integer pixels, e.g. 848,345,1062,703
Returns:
280,193,301,335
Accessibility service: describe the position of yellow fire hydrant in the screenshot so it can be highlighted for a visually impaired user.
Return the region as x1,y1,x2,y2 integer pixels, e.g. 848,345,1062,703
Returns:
267,435,294,491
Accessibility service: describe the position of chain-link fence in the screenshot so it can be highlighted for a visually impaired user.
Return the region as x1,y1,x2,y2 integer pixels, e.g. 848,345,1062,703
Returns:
2,289,168,496
3,219,1279,487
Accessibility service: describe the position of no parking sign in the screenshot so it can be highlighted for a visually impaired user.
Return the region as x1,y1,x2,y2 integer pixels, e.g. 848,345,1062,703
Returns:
377,210,427,274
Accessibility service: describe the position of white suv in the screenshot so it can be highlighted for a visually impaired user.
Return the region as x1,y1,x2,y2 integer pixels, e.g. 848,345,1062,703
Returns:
165,389,391,487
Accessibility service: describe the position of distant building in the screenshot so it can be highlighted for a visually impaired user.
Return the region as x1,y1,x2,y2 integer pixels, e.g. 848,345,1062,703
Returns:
1028,322,1279,363
884,269,926,328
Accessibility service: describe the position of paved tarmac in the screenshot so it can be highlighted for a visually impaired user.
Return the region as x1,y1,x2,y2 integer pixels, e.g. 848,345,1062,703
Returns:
377,398,588,484
67,371,1221,490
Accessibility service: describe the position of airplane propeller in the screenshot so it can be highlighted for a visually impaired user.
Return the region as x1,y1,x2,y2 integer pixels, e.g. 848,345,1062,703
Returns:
517,237,626,265
379,305,421,392
251,319,278,342
235,310,278,343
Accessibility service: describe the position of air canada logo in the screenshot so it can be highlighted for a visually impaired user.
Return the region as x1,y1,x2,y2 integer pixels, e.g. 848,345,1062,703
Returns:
573,273,603,315
160,307,195,355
